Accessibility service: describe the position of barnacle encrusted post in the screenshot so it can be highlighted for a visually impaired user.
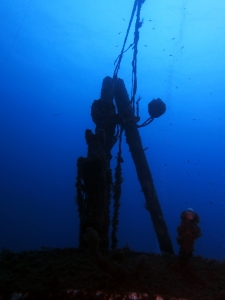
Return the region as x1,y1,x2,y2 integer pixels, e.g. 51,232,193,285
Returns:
76,77,117,249
177,208,201,260
84,227,101,254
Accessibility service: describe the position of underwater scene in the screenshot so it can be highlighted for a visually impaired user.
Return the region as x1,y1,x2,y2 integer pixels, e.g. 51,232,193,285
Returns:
0,0,225,298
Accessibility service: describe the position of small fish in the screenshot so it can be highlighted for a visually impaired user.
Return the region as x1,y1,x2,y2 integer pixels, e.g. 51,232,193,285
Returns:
163,49,166,51
181,46,184,49
53,113,62,117
144,45,148,47
172,38,175,40
118,32,121,35
169,54,173,56
176,86,178,89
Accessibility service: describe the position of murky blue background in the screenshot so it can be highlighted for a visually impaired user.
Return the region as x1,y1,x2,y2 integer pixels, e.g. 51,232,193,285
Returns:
0,0,224,260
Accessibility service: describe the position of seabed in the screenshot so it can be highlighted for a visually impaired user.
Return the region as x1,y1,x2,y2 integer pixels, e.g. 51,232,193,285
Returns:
1,247,225,300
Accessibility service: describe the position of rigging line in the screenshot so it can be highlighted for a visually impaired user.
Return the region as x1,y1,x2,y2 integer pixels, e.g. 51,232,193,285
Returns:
114,43,134,66
109,0,138,102
130,0,145,114
111,0,138,99
110,0,145,102
113,0,138,80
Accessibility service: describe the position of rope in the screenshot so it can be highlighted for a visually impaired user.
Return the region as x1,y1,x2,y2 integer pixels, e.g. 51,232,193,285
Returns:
113,0,138,79
136,117,154,128
111,128,123,250
110,0,146,103
130,0,145,113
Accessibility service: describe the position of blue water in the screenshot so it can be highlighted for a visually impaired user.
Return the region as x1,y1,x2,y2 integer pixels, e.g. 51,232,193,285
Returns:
0,0,225,260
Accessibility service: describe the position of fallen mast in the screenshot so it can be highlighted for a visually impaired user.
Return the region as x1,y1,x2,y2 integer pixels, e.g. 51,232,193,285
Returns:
114,77,174,255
